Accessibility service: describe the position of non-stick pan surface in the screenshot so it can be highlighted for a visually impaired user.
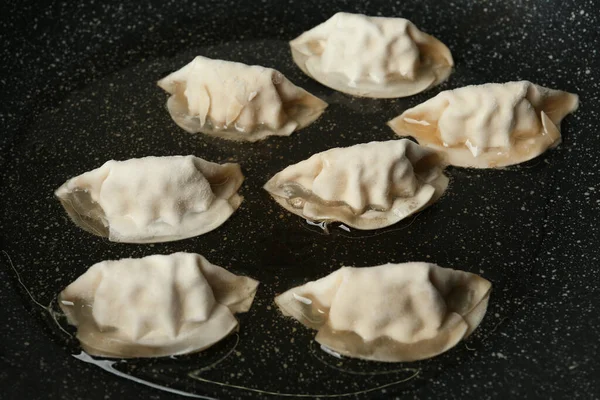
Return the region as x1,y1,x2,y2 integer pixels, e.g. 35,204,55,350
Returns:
1,0,598,399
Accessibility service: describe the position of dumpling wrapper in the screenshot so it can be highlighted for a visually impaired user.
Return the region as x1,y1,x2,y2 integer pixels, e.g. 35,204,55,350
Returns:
275,262,491,362
388,81,579,168
264,140,448,230
59,253,259,358
157,56,328,141
55,155,243,243
290,12,454,98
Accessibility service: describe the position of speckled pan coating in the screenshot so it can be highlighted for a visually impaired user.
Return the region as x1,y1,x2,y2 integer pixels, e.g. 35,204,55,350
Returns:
0,0,598,399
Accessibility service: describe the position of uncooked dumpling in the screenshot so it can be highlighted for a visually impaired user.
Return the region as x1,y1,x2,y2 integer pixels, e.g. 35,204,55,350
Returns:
157,56,328,141
264,140,448,230
290,12,453,98
55,155,243,243
59,253,259,358
388,81,579,168
275,262,491,362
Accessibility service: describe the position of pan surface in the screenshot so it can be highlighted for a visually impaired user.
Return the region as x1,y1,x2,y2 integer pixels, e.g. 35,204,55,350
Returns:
1,0,598,398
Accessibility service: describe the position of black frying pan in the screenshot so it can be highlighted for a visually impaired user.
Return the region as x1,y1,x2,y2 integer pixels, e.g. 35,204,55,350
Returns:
1,0,598,399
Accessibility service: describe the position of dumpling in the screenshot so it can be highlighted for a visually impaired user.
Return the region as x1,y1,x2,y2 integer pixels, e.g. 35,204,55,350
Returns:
157,56,328,141
55,155,243,243
388,81,579,168
59,252,259,358
263,140,448,230
289,12,453,98
275,262,491,362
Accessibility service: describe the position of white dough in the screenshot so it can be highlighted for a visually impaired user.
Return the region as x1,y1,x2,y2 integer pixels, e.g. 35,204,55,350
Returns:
388,81,579,168
275,262,491,362
55,155,243,243
59,253,259,358
290,12,454,98
158,56,328,141
264,140,448,230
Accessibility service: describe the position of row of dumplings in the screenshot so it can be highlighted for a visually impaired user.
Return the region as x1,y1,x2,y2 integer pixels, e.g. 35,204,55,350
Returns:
55,140,446,242
59,252,491,362
54,113,577,244
54,12,577,363
159,12,578,168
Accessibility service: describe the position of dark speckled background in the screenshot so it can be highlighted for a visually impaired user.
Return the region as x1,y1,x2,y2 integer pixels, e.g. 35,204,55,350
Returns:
1,0,599,399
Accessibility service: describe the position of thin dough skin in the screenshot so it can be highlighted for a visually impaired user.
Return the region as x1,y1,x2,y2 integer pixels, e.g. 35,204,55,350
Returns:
55,155,243,243
59,253,259,358
275,262,491,362
290,12,454,98
388,81,579,168
157,56,328,141
263,140,448,230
